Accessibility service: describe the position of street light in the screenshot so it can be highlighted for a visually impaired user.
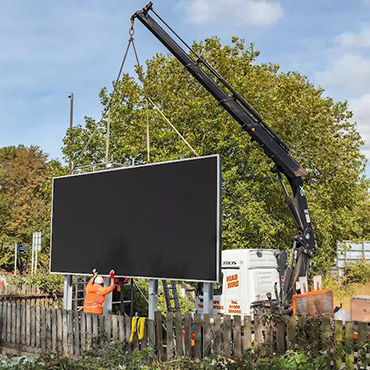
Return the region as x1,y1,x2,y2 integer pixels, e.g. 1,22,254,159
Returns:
68,93,74,129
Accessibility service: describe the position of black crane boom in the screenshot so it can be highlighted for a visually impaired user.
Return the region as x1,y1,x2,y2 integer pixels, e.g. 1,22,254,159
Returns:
132,2,316,305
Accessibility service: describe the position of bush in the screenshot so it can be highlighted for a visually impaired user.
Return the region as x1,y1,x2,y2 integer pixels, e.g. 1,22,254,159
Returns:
121,279,195,317
344,260,370,284
6,273,63,297
0,348,328,370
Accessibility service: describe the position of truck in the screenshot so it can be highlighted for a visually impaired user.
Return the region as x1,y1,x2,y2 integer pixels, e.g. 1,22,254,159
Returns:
196,249,279,316
132,3,318,312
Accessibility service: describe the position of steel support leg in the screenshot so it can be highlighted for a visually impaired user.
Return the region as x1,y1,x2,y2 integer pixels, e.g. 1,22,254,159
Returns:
103,277,113,315
63,275,73,310
148,279,158,320
203,282,214,316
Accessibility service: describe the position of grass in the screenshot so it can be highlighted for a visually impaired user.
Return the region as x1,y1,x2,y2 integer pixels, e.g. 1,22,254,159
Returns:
322,276,370,309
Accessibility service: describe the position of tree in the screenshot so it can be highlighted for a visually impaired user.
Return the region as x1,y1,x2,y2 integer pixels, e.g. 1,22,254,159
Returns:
62,37,370,273
0,145,65,272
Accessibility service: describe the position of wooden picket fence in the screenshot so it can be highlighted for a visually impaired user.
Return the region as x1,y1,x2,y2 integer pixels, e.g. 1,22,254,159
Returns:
0,302,369,369
0,284,60,307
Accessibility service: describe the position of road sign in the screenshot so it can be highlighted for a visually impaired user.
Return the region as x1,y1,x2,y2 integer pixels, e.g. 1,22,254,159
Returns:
32,232,41,252
17,245,29,253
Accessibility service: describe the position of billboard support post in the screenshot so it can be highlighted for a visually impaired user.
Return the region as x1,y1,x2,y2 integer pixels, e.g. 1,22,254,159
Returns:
203,282,214,315
103,277,112,315
63,275,73,310
148,279,158,320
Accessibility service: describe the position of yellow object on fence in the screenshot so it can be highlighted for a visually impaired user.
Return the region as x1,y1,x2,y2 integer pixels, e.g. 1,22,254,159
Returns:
129,316,146,342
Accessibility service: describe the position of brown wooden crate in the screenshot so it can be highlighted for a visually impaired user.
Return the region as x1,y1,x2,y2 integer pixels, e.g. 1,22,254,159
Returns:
350,296,370,322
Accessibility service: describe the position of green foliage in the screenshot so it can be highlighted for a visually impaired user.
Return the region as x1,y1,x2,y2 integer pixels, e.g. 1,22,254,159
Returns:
270,350,327,370
121,279,194,317
6,273,63,297
158,281,195,316
0,145,66,273
344,260,370,284
62,36,370,273
0,348,328,369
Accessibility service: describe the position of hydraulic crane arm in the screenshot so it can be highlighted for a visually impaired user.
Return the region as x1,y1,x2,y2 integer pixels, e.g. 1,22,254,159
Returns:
132,2,316,304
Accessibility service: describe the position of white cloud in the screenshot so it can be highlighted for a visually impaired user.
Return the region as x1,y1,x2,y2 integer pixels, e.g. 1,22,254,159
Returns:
185,0,282,27
335,27,370,49
350,94,370,159
315,25,370,168
316,53,370,93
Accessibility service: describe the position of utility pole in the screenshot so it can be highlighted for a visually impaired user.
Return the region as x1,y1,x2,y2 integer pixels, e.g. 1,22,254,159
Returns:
68,93,74,129
14,244,17,276
105,109,110,168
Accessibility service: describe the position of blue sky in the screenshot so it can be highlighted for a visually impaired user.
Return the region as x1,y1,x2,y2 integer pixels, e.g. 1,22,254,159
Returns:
1,0,370,174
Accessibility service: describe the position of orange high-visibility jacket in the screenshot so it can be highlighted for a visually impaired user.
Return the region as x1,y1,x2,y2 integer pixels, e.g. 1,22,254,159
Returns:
83,281,113,314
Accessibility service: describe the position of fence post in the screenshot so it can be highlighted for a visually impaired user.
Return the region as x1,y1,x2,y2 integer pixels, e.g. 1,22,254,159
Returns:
57,309,63,353
254,313,263,350
11,302,16,343
203,314,211,358
112,315,118,343
35,305,41,348
148,317,155,351
194,313,202,359
175,312,183,357
213,314,221,354
242,315,252,352
287,316,297,351
51,308,57,352
345,321,354,370
223,315,232,357
184,312,192,357
16,301,21,344
155,311,163,361
118,315,125,343
357,322,367,369
276,320,285,355
166,312,174,360
125,315,132,355
334,320,343,370
233,315,242,360
74,310,80,356
321,318,331,368
26,305,31,346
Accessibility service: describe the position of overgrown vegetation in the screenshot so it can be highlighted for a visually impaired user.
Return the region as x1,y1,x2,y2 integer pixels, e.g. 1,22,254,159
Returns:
6,273,63,297
0,146,66,273
343,260,370,284
323,261,370,308
0,346,328,370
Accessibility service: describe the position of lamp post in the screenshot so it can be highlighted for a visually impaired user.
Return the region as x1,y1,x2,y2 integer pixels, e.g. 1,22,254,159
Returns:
68,93,74,129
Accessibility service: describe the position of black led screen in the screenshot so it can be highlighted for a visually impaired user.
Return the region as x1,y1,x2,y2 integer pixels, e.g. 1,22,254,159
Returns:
50,155,221,282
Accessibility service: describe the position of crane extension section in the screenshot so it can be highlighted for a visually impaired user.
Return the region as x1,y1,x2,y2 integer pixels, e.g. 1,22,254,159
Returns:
132,2,316,307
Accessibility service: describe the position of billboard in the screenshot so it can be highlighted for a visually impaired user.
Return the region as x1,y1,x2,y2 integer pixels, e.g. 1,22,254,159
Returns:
50,155,221,282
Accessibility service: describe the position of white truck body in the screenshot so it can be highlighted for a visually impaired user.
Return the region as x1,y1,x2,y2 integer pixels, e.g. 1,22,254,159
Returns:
196,249,279,316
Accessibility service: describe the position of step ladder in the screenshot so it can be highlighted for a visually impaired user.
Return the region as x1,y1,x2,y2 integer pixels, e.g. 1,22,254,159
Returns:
73,276,88,311
162,280,180,313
